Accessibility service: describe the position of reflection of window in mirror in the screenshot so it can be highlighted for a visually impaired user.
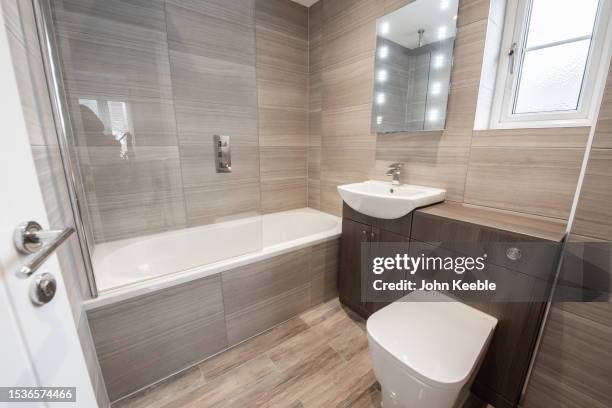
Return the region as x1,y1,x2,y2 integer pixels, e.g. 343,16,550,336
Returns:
371,0,459,133
490,0,612,129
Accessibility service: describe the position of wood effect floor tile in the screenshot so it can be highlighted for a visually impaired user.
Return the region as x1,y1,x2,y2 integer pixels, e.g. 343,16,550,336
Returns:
256,345,346,407
114,366,206,408
159,354,282,408
199,317,309,382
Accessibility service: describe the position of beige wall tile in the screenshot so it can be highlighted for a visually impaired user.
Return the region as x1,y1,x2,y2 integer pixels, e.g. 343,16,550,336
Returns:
322,19,376,69
166,2,255,65
174,100,258,145
308,179,321,209
374,146,470,202
308,147,321,181
472,127,590,148
258,66,308,110
457,0,491,27
180,143,260,188
259,107,309,147
322,0,381,44
464,147,584,219
593,65,612,148
524,307,612,408
322,105,376,149
322,56,374,110
255,0,308,40
256,25,308,74
167,0,254,26
184,181,261,225
572,148,612,240
260,146,308,179
261,178,308,213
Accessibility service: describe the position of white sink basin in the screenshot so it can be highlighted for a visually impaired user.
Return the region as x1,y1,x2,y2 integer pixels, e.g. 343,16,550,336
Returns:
337,180,446,219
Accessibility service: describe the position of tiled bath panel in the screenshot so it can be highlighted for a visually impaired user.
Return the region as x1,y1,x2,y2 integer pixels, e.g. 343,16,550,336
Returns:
88,239,339,401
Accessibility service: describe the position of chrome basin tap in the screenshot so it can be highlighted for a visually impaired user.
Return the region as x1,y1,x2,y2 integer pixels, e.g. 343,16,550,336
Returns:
386,163,402,185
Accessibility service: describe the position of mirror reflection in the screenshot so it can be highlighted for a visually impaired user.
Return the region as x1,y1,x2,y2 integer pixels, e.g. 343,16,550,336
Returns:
371,0,459,133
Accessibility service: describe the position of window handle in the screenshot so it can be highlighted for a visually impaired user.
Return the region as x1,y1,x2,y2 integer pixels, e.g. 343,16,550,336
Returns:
508,42,517,75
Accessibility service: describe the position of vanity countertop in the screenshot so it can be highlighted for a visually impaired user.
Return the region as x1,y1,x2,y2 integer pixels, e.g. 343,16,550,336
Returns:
415,202,567,242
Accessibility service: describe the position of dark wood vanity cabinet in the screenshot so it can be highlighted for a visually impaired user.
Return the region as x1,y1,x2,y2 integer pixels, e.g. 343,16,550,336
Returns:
339,202,563,408
339,204,412,317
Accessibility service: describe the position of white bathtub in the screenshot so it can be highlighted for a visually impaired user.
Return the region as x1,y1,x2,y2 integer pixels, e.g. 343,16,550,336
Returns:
86,208,341,309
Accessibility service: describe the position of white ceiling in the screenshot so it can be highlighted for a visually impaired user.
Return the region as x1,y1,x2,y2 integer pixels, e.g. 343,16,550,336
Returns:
379,0,459,49
290,0,319,7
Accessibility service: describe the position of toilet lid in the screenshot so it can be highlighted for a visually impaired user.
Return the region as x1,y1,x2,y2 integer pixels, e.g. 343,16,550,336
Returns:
366,291,497,388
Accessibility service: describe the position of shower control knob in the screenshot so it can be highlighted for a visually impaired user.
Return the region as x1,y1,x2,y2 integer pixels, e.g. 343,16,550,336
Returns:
31,272,57,305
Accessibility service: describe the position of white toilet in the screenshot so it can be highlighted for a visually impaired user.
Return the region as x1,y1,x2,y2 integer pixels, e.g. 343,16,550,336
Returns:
367,291,497,408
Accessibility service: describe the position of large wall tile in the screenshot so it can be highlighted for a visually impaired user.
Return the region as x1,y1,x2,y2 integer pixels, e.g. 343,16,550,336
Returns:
259,107,309,147
261,178,308,213
322,105,376,149
524,307,612,408
169,49,257,107
255,0,308,40
457,0,491,27
572,149,612,240
166,0,254,27
166,2,255,65
260,146,308,180
260,145,308,213
180,143,260,189
322,0,381,44
258,66,308,110
78,146,187,242
184,181,261,226
256,25,308,74
308,179,321,210
593,64,612,148
174,100,258,145
464,147,584,219
448,19,487,91
374,146,470,201
322,56,374,110
472,127,590,148
256,0,309,212
53,0,173,102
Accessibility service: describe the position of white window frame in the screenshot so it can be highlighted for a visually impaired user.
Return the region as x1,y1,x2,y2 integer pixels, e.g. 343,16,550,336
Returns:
490,0,612,129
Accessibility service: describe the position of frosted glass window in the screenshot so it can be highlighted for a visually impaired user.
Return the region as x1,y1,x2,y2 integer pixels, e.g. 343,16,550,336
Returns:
514,40,590,113
526,0,599,48
512,0,601,114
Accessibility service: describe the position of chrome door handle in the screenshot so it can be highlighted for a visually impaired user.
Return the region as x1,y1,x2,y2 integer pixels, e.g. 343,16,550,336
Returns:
13,221,74,276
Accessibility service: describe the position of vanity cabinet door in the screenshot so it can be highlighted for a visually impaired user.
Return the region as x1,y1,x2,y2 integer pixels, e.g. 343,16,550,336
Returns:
339,217,371,318
367,228,410,314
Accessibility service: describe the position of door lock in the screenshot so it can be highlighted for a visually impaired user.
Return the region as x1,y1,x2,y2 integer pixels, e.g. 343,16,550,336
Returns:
31,272,57,305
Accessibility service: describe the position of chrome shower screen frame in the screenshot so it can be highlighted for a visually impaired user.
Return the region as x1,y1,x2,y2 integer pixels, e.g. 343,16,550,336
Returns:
31,0,98,297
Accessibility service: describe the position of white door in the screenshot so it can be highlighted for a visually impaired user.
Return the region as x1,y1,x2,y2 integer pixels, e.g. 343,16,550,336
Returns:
0,5,97,408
